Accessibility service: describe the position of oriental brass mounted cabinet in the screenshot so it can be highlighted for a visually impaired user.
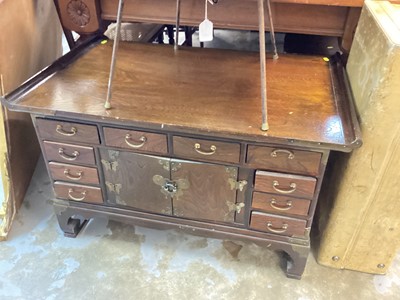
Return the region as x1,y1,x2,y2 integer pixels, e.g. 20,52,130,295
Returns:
1,37,361,279
100,148,239,223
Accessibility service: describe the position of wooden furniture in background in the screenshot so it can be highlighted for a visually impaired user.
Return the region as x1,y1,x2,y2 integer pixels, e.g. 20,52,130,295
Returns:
0,0,62,241
54,0,363,51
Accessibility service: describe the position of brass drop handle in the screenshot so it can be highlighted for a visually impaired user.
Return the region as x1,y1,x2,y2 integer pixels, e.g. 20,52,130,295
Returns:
266,222,288,234
125,134,147,148
194,143,217,155
272,180,297,194
68,188,87,201
56,125,77,136
270,199,293,211
271,149,295,160
64,169,83,181
58,148,80,161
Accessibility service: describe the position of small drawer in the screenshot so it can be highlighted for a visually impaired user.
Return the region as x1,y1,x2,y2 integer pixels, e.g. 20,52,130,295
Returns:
104,127,167,154
48,162,99,185
173,136,240,164
250,211,307,237
252,192,311,217
36,119,99,144
54,182,103,204
43,141,96,165
246,145,321,176
254,171,316,199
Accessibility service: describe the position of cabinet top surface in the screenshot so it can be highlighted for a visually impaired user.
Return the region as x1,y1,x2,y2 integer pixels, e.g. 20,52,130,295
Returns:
7,41,359,150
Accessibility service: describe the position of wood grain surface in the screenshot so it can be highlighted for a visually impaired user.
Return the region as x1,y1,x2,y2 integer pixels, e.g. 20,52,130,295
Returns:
252,191,311,217
171,160,237,223
43,141,96,165
246,145,322,176
254,171,317,199
104,127,167,154
173,136,240,164
48,162,100,185
100,149,172,215
54,181,103,204
250,211,307,237
14,42,352,148
36,118,100,144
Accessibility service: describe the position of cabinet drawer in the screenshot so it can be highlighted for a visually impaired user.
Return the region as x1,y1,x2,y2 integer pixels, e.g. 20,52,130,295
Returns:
254,171,316,199
43,141,96,165
104,127,167,154
36,119,99,144
54,182,103,204
250,211,307,237
247,145,321,176
48,162,99,185
173,136,240,164
252,192,310,217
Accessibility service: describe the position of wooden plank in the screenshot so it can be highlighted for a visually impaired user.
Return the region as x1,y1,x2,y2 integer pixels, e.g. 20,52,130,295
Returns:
12,42,352,148
317,2,400,274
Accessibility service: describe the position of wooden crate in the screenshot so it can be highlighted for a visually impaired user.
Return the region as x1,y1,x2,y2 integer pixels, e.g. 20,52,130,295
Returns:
316,0,400,274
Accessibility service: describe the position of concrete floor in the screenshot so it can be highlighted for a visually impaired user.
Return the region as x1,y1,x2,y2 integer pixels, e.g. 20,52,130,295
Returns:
0,157,399,300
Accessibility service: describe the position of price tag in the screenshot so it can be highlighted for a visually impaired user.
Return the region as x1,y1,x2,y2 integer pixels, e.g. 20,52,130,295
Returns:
199,19,213,42
199,0,214,42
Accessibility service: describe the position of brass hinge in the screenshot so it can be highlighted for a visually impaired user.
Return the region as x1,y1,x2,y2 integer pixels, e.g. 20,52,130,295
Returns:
105,182,122,194
101,159,119,172
228,178,248,192
227,201,245,214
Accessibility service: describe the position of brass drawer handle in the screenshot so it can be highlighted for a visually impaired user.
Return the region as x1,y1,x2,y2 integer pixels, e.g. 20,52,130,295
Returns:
125,134,147,148
56,125,77,136
271,149,295,159
266,221,288,234
58,148,80,161
270,199,293,211
272,180,297,194
194,143,217,155
64,169,83,181
68,188,87,201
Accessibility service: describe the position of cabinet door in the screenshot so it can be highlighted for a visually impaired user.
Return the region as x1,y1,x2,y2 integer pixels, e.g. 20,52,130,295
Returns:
171,160,238,223
100,149,172,215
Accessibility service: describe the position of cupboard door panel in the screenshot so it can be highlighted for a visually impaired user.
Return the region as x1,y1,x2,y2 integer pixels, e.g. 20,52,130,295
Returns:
171,160,238,223
100,149,172,215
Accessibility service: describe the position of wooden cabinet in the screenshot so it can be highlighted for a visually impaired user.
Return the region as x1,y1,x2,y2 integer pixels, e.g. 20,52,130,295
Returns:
2,40,361,279
100,148,240,223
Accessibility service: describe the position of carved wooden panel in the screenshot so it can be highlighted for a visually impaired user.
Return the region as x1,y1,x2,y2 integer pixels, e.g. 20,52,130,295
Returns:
56,0,101,34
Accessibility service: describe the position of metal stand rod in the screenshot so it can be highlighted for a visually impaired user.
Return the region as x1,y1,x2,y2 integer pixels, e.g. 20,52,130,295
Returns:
266,0,279,60
258,0,269,131
175,0,181,50
105,0,124,110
